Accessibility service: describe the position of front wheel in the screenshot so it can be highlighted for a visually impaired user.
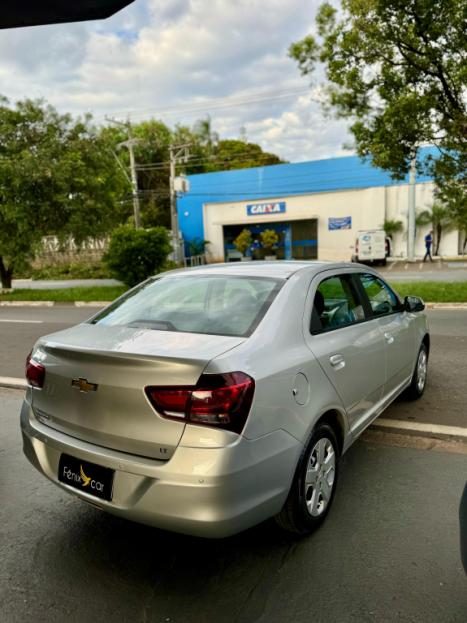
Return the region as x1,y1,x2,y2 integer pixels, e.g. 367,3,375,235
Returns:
404,343,428,400
275,423,339,535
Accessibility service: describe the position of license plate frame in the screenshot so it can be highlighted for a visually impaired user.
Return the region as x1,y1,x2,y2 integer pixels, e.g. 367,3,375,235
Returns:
58,453,114,502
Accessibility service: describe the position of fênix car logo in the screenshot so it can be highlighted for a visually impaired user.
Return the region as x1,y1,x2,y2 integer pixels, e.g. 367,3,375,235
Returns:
71,377,98,393
79,464,91,487
62,463,105,493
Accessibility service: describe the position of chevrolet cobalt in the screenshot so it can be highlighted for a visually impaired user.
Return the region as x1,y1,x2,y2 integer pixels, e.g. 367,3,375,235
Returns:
21,262,429,537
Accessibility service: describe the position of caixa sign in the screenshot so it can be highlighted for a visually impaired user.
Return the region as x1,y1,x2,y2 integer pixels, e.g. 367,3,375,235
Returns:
246,201,286,216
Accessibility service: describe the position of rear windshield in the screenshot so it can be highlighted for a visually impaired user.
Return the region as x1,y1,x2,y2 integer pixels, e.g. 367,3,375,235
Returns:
90,274,284,337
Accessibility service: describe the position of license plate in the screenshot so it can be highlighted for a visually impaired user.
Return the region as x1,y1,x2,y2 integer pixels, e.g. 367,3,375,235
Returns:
58,454,114,501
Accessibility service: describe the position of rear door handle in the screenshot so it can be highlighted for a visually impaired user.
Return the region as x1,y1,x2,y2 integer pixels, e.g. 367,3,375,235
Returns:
384,332,394,344
329,354,346,370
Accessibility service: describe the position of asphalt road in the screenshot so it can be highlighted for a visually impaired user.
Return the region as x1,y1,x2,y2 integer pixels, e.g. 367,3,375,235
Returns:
1,389,466,623
1,307,466,429
379,260,467,282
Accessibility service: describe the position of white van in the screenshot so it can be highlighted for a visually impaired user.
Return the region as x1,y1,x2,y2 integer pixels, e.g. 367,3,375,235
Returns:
351,229,390,265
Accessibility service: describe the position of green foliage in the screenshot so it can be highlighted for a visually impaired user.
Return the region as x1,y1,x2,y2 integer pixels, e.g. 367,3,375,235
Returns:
0,286,127,302
383,220,404,238
290,0,466,211
30,261,113,280
233,229,252,255
188,237,210,256
389,281,467,303
104,118,284,230
0,97,127,288
415,203,456,254
104,225,172,287
259,229,279,252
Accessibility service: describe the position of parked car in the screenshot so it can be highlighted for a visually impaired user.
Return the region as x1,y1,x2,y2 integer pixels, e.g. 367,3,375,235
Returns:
21,261,429,537
351,229,391,265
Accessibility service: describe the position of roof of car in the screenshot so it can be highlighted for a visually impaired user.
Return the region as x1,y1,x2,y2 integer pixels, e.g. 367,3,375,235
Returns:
159,261,359,280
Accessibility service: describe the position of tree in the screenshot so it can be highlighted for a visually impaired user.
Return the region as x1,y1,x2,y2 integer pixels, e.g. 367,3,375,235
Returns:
0,97,127,288
290,1,466,209
383,219,404,239
233,229,252,256
104,225,171,287
104,118,285,230
416,203,455,255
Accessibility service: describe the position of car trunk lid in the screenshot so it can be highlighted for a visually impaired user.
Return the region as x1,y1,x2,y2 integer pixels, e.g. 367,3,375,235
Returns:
31,324,244,460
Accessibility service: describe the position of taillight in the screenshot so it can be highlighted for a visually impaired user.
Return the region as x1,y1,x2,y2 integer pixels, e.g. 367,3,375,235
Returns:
25,351,45,388
145,372,255,434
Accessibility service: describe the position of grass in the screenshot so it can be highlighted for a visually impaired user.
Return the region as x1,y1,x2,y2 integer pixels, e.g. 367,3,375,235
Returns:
389,281,467,303
0,281,465,303
0,286,127,302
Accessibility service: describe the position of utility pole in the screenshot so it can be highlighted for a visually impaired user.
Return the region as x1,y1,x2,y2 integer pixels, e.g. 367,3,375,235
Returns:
407,155,416,261
169,143,190,263
106,116,142,229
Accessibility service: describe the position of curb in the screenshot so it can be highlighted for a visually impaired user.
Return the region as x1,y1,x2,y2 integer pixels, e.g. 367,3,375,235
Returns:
0,301,109,307
370,418,467,443
425,303,467,309
0,377,27,390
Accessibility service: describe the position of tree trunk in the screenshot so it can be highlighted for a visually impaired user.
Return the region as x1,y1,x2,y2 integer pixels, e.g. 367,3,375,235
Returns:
0,256,13,289
434,223,442,256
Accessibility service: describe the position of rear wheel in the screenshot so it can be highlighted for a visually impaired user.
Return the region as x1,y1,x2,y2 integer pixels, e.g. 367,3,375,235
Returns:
275,423,339,535
404,343,428,400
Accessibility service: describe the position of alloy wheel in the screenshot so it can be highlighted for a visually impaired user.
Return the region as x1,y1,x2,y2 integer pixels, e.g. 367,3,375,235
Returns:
304,437,336,517
417,349,427,393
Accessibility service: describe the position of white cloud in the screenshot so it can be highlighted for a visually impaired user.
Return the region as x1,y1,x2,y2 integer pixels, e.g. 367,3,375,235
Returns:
0,0,353,162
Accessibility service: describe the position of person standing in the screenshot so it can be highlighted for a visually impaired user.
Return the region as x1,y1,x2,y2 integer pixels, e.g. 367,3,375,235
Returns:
424,230,433,262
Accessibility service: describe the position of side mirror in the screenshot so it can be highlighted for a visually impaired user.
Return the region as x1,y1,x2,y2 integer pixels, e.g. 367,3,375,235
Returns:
404,295,425,312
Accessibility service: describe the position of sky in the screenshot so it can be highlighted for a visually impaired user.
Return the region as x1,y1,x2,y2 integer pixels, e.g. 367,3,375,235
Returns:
0,0,353,163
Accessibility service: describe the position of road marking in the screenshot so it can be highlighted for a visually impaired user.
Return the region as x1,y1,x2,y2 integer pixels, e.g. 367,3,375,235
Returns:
0,319,43,324
372,418,467,440
387,261,396,271
0,377,27,390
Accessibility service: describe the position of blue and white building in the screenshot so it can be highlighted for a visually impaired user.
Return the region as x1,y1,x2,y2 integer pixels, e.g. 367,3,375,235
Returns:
178,147,461,261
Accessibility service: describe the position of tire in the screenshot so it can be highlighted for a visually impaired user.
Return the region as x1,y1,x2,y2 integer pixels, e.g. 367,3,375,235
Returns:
275,423,339,536
403,342,428,400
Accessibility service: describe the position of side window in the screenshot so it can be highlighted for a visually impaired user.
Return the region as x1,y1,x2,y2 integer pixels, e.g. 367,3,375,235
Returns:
311,274,365,334
357,273,400,316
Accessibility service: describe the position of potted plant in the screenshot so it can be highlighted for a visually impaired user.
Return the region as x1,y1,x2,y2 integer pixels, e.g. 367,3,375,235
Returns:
233,229,253,261
260,229,279,260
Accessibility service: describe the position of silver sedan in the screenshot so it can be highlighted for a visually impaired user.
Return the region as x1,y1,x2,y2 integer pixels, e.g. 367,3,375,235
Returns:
21,261,429,537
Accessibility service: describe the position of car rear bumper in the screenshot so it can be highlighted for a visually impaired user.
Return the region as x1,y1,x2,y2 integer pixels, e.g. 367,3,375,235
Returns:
20,396,301,538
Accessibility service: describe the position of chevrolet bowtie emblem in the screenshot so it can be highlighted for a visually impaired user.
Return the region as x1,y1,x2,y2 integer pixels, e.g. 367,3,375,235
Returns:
71,377,98,393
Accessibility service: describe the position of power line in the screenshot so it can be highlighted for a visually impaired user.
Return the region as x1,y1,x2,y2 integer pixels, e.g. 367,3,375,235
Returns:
94,86,313,123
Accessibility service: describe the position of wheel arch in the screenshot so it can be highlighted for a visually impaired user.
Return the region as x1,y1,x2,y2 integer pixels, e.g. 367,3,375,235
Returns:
315,409,347,455
422,333,430,356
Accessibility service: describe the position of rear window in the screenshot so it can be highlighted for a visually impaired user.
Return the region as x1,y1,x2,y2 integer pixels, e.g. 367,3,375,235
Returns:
90,274,283,337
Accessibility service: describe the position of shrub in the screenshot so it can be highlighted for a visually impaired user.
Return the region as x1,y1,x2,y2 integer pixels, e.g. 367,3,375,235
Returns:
259,229,279,253
31,261,112,280
104,225,172,287
188,237,210,256
233,229,252,255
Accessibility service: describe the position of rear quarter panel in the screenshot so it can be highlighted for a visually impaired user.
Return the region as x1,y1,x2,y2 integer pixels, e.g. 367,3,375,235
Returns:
205,270,348,445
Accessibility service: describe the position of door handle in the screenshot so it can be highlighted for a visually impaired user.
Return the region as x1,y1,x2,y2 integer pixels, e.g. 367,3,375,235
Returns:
384,332,394,344
329,354,346,370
